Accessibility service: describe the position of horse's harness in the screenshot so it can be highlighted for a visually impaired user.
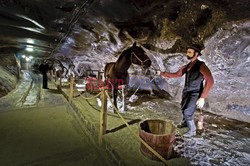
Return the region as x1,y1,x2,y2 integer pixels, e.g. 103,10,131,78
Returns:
131,51,150,69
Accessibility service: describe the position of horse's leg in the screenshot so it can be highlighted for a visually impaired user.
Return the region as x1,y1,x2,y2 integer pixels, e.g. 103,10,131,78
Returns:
121,85,127,112
102,72,105,82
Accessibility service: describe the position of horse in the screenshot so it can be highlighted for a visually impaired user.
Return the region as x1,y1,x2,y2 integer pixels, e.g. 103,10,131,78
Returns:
104,42,151,112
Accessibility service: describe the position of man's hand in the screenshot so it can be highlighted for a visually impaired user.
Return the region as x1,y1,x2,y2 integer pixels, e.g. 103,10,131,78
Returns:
196,98,205,109
156,70,161,76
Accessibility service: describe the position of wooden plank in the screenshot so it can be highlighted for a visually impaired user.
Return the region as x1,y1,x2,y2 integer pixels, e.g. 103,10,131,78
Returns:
69,75,74,101
59,72,62,90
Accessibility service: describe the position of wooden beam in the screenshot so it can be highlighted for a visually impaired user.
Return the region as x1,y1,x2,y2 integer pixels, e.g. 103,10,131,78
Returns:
99,88,107,145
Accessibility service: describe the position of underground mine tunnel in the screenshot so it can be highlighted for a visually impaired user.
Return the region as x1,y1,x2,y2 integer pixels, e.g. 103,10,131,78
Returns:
0,0,250,166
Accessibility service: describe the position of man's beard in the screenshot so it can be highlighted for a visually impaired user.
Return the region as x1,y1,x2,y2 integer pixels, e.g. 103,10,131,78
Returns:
186,53,195,60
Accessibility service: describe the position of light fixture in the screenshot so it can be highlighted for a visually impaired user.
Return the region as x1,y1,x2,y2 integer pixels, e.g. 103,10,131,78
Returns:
25,57,31,62
22,55,26,58
27,39,34,44
16,14,45,30
26,47,34,52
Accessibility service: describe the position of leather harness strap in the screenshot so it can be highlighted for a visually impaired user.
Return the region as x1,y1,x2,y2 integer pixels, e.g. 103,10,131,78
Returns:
131,51,150,68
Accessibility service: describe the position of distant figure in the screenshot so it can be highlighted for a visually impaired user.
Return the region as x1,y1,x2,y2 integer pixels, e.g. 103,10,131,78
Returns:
38,60,52,89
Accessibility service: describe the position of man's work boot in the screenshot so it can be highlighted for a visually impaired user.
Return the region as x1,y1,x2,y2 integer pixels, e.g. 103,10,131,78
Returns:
177,121,187,128
183,120,196,137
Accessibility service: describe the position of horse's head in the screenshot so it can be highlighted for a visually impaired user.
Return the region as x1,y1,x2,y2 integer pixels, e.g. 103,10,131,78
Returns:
131,42,151,73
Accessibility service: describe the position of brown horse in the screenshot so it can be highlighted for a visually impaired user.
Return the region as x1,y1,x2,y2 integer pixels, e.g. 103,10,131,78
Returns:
104,42,151,112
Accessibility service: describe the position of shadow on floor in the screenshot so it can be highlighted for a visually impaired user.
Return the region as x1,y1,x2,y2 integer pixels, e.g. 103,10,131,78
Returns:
106,119,141,134
46,89,62,94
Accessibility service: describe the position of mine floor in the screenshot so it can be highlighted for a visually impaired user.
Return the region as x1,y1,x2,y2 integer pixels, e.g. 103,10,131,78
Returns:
0,70,250,166
0,70,110,166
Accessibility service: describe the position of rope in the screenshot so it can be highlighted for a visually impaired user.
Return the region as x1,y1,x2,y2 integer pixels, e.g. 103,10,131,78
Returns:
72,91,137,121
73,91,85,98
129,78,143,99
79,92,102,100
105,91,169,165
71,84,140,120
129,76,156,100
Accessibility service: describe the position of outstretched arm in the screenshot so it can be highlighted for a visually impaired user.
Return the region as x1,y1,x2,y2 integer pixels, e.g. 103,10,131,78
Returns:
200,63,214,98
160,65,186,78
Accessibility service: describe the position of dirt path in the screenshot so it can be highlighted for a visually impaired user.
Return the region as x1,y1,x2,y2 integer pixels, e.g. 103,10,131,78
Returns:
0,71,111,166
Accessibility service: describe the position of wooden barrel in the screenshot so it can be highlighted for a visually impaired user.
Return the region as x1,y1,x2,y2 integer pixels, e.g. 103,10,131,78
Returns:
139,119,175,161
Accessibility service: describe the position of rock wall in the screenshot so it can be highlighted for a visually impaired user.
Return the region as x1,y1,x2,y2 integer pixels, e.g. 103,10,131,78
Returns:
51,0,250,122
203,20,250,122
0,54,20,98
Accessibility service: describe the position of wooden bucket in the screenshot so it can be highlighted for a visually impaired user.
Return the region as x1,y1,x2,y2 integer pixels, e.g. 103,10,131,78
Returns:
139,119,175,161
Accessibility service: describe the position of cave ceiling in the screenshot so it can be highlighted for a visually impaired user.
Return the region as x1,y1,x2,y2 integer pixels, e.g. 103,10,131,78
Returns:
0,0,249,58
